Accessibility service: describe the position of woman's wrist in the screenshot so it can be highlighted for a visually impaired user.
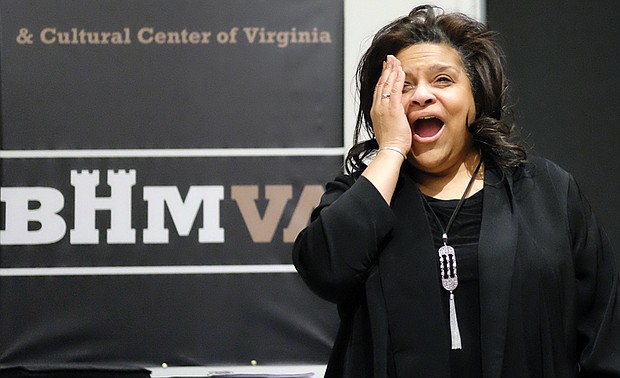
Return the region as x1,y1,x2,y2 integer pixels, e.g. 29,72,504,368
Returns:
363,147,405,204
379,146,407,160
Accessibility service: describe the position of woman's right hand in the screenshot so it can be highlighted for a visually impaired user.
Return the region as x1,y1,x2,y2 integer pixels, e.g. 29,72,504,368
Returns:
362,55,411,205
369,55,412,156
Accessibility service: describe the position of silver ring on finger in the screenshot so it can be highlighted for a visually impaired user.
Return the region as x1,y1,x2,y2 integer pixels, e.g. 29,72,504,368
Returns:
381,93,391,99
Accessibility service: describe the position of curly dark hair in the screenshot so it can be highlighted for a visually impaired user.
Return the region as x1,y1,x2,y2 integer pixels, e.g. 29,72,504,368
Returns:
346,4,527,174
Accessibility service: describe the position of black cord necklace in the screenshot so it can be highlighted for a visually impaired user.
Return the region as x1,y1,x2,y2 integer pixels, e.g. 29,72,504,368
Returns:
422,158,483,350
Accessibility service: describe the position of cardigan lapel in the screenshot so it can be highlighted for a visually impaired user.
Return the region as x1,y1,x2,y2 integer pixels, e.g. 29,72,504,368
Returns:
377,166,450,375
478,168,518,377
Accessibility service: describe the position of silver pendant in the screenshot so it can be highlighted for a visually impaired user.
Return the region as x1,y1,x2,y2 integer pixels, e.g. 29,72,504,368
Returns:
438,245,458,291
438,244,462,349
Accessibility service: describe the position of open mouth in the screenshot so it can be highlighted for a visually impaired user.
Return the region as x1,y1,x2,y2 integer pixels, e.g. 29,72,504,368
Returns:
413,116,444,140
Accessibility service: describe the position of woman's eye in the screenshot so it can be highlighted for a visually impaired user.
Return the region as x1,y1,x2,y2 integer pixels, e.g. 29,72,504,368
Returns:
402,84,414,93
435,76,453,84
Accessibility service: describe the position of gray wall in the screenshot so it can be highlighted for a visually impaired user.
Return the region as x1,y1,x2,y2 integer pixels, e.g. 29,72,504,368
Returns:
487,0,620,251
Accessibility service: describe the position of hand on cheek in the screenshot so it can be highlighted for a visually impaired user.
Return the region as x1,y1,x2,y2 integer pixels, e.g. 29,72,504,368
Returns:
370,55,412,158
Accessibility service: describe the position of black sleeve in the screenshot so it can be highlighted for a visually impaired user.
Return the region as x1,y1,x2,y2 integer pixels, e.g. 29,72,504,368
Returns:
569,176,620,376
292,174,395,304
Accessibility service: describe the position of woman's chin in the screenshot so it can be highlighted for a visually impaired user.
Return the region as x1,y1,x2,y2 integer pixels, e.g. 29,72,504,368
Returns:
408,153,447,174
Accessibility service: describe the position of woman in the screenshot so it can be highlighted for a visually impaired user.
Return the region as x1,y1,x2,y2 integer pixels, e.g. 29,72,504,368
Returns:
293,5,620,377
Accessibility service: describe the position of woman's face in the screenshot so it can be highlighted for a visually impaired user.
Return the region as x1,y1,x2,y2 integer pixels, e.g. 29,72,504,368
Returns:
396,43,477,175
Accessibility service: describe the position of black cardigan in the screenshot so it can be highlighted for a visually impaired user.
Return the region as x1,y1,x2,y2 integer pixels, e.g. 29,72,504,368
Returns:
293,156,620,377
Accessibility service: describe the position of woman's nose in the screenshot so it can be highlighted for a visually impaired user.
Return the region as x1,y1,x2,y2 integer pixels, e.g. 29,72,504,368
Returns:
409,84,436,106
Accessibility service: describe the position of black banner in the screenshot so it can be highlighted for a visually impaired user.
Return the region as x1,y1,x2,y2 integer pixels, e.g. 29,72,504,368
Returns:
1,0,343,370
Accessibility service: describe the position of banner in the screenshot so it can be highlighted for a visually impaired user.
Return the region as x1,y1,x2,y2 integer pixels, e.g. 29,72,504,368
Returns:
0,0,343,370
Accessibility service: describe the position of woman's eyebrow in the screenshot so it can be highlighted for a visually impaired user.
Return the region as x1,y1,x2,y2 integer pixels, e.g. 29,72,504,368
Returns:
403,64,461,78
428,64,460,74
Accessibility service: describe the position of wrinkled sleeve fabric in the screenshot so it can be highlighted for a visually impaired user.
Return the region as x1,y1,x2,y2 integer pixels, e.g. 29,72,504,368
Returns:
293,175,396,304
569,176,620,376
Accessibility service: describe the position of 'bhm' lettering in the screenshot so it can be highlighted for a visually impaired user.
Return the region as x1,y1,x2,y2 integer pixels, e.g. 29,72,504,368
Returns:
0,169,323,245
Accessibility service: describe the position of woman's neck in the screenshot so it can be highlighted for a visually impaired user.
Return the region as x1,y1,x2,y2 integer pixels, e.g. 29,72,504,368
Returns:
414,152,484,200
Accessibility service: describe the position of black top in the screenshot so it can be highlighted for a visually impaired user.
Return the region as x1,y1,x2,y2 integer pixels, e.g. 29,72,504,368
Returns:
294,156,620,377
424,190,484,378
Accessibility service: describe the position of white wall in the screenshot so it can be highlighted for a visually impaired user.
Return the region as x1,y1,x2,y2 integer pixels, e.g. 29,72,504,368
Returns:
343,0,484,152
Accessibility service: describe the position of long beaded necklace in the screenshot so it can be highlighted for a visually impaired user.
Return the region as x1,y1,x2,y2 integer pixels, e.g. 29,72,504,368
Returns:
422,159,483,350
